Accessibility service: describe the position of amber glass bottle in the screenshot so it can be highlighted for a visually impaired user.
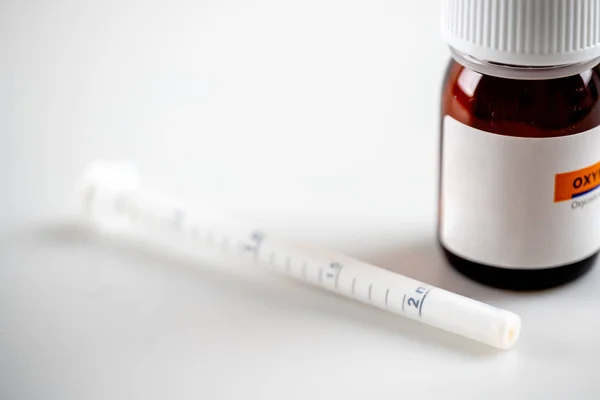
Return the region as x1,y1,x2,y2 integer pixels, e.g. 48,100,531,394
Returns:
439,0,600,290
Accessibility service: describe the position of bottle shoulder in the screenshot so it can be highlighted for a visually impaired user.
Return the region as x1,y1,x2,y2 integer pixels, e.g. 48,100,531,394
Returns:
441,59,600,138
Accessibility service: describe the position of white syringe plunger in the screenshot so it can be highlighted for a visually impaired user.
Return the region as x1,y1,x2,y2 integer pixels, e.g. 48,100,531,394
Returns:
76,160,521,350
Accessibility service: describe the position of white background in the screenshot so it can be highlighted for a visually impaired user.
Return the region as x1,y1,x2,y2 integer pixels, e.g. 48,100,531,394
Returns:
1,0,599,399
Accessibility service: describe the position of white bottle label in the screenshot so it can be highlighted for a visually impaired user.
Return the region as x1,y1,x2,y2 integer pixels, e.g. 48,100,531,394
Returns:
441,116,600,269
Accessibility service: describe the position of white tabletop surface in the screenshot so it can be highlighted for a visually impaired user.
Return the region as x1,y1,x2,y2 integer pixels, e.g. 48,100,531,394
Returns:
2,0,599,399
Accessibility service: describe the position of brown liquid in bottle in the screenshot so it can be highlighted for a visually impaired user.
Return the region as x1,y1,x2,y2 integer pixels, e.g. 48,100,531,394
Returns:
439,60,600,290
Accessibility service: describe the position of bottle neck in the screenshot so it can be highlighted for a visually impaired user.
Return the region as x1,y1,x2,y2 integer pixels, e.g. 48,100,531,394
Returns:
450,47,600,81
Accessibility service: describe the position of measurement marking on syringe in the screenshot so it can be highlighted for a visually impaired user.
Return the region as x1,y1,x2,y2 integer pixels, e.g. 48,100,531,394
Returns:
368,283,373,300
351,278,356,294
385,289,390,307
402,294,406,311
419,290,430,317
333,264,341,289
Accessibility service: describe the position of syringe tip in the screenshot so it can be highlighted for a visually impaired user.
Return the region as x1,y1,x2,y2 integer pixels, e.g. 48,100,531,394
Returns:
498,311,521,350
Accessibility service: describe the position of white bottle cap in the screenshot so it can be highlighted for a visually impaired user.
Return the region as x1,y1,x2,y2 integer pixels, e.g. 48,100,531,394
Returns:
441,0,600,67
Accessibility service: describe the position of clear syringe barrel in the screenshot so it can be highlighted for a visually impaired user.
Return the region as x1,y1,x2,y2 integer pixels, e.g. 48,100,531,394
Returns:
77,161,521,350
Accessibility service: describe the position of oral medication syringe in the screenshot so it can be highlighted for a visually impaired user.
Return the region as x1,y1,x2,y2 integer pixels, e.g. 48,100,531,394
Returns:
77,160,521,350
